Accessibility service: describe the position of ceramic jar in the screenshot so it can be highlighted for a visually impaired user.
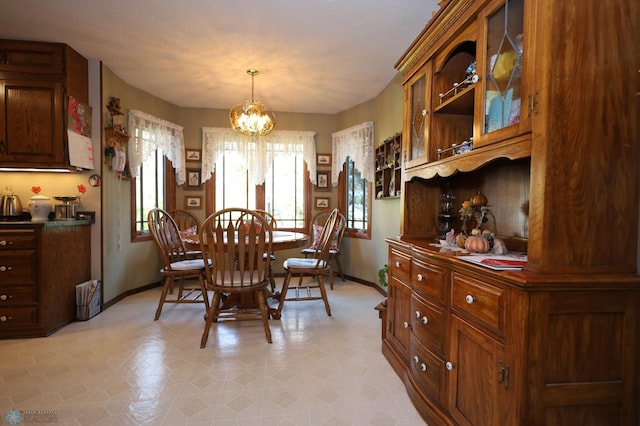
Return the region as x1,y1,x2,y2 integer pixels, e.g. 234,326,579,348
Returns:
28,195,52,221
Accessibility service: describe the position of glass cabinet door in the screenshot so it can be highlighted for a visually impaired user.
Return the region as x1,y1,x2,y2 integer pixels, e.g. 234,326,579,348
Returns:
404,61,431,169
482,0,524,135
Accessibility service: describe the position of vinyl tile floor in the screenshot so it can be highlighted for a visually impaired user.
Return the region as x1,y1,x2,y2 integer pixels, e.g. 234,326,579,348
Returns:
0,278,426,425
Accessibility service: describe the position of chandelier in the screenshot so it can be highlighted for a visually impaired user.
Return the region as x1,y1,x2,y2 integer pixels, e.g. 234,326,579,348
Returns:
229,69,276,136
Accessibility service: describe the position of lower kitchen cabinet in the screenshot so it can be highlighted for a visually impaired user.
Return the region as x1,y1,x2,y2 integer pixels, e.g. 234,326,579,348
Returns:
0,222,91,338
382,238,640,425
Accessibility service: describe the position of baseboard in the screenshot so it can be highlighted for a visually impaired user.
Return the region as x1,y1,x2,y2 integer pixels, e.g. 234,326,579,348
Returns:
102,281,161,310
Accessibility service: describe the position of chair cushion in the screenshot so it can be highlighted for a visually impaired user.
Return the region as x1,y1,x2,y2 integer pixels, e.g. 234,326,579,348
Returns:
284,258,328,270
179,225,198,239
168,258,209,271
309,224,339,250
301,247,340,256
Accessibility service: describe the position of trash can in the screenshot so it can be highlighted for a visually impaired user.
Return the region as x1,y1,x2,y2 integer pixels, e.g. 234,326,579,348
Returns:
76,280,101,320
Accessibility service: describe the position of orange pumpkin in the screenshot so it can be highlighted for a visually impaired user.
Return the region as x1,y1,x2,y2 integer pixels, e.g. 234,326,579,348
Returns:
470,191,488,207
464,235,490,253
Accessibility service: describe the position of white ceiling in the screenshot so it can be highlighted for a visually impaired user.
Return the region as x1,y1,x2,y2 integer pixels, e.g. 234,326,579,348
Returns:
0,0,440,115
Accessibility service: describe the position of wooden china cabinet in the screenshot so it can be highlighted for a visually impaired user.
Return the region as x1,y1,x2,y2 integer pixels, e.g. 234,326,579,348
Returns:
382,0,639,425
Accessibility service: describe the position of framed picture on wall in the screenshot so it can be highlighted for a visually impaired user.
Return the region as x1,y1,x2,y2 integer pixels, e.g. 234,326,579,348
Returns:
316,170,330,191
184,195,202,209
315,197,330,209
316,153,331,166
185,149,201,162
186,168,201,188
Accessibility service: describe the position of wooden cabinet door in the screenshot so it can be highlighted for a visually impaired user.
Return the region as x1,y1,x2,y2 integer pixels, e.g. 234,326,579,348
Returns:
447,315,509,426
0,79,64,166
386,279,411,360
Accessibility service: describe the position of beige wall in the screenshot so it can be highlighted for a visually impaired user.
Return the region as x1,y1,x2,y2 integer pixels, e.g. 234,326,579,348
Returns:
101,66,180,302
335,73,404,285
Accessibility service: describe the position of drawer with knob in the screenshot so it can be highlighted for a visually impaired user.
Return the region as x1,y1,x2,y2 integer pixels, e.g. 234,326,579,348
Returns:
0,230,37,251
0,287,37,306
409,335,446,406
411,294,446,355
0,252,36,285
389,248,411,283
451,272,506,336
0,307,38,328
412,257,447,304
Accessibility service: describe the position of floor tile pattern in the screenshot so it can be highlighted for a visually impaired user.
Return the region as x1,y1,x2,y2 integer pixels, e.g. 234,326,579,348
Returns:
0,279,426,425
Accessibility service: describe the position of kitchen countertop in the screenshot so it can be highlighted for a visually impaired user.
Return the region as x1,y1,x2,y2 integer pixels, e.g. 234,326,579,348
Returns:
0,219,93,228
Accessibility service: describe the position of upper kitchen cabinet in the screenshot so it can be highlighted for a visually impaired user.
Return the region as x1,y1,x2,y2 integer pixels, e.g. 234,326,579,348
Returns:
0,40,88,169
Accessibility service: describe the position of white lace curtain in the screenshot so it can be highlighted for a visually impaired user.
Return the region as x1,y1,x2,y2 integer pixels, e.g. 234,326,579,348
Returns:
128,110,186,185
201,128,317,186
331,121,375,186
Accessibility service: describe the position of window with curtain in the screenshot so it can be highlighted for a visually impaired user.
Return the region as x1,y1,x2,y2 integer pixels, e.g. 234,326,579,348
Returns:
128,110,183,240
201,128,316,231
332,122,374,238
343,156,371,236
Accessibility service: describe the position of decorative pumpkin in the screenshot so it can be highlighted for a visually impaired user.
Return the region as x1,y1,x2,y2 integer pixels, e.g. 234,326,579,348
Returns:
456,233,467,248
465,235,490,253
470,191,488,207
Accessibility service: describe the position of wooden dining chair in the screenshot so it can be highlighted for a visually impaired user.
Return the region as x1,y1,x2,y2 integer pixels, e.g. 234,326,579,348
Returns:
245,209,278,291
169,209,200,236
199,208,274,347
300,209,346,289
147,208,210,320
277,208,340,317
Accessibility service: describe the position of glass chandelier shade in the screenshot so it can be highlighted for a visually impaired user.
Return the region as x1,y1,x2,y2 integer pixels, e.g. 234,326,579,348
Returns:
229,69,276,136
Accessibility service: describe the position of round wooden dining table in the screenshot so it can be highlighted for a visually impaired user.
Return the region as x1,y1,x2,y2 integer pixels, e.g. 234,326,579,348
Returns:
183,230,308,252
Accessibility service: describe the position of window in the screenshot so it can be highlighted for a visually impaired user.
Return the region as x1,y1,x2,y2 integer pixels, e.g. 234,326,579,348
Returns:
130,140,176,242
212,152,309,231
202,128,316,231
331,121,374,240
128,110,184,242
341,156,371,239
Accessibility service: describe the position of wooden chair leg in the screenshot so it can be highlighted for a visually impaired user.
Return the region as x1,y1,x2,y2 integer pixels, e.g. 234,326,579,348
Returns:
329,265,335,290
201,291,221,348
154,277,172,320
256,290,272,343
277,272,293,315
199,273,210,311
317,275,332,316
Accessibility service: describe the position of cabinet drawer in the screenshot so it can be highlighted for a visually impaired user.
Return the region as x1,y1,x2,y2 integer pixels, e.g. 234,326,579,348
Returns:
0,252,37,285
0,230,37,250
410,335,445,407
0,287,37,305
412,258,447,304
412,294,446,355
389,248,411,283
0,307,38,327
451,273,506,334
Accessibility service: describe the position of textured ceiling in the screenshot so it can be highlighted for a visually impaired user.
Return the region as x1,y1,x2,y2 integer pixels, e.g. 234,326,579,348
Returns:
0,0,440,114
